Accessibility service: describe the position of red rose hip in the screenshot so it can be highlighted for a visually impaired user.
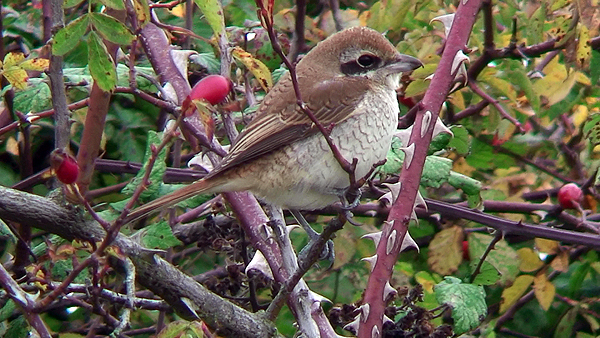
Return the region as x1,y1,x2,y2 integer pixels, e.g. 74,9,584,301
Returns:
557,183,583,210
188,75,231,106
51,149,79,184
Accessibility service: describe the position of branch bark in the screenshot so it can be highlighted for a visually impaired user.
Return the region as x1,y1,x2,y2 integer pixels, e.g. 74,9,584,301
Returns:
0,186,279,338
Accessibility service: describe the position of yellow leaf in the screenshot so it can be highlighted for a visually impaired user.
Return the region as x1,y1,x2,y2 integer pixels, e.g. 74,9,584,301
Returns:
332,230,357,270
231,46,273,92
3,52,25,68
576,25,591,68
576,71,591,86
551,251,569,272
500,275,534,313
448,90,466,111
192,99,216,141
480,67,517,102
6,136,19,156
532,57,578,106
35,270,48,291
517,248,544,272
131,0,150,26
535,238,559,255
20,57,50,71
581,313,600,332
194,0,225,37
427,226,463,276
415,271,437,293
170,3,186,18
533,272,555,311
3,68,29,90
404,79,429,98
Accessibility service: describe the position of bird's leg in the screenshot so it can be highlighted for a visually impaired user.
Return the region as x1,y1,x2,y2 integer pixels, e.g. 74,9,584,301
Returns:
338,188,362,226
291,210,335,266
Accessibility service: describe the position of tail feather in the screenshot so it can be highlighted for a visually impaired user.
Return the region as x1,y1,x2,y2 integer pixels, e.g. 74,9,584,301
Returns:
123,178,221,224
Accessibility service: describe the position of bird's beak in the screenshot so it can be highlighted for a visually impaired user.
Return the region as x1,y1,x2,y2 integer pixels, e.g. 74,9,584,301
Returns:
388,54,423,73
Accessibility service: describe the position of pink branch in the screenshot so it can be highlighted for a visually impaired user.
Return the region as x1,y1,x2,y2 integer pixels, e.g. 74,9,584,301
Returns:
358,1,483,336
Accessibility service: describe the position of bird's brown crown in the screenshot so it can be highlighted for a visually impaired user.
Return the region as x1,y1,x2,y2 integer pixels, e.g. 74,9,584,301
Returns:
297,27,400,76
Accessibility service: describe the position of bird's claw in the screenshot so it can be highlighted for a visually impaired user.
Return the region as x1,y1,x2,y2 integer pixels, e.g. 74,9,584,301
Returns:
299,237,335,269
341,189,362,210
343,210,362,226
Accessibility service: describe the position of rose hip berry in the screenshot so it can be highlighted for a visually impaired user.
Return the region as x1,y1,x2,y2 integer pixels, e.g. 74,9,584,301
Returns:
51,149,79,184
187,75,232,106
557,183,583,210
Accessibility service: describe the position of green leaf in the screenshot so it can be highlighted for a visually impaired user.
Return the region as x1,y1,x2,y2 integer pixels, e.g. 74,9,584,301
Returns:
504,59,540,113
583,113,600,147
421,156,453,188
428,131,452,154
194,0,225,37
447,125,470,156
554,307,578,338
52,14,89,56
6,316,29,338
447,171,482,209
122,131,168,201
97,0,125,10
466,138,515,170
382,136,405,173
591,50,600,86
87,31,116,92
157,320,204,338
568,262,591,298
434,276,487,335
89,13,135,46
0,219,17,245
367,0,412,33
468,233,520,285
470,261,501,286
64,0,85,8
137,221,183,249
50,259,89,283
13,78,51,113
527,4,546,45
190,52,221,74
0,299,16,322
382,135,481,207
116,64,156,90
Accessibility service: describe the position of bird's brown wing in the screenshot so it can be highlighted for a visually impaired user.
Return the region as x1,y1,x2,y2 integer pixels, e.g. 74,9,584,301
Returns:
208,75,373,176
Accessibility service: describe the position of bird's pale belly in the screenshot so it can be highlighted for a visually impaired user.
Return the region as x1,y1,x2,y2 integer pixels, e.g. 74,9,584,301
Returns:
234,93,399,210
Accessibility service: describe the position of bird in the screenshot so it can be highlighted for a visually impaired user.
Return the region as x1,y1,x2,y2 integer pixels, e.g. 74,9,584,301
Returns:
125,26,422,235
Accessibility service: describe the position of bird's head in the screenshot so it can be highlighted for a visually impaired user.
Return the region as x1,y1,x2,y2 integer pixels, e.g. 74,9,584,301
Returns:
298,26,423,89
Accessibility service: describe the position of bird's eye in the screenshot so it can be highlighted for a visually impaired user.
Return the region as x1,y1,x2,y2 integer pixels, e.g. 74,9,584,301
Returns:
340,53,381,75
357,54,376,68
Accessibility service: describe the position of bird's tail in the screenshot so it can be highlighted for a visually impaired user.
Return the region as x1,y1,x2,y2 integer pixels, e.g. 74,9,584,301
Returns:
123,177,223,224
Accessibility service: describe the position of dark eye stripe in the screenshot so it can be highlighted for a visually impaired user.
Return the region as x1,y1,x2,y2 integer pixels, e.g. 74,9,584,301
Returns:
340,54,381,75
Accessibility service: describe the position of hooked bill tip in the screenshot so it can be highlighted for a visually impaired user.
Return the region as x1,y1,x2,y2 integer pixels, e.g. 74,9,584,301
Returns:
389,54,423,72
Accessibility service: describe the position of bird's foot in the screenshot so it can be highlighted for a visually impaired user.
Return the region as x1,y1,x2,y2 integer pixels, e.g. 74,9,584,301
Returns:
340,189,362,210
299,236,335,269
343,210,362,226
291,210,335,267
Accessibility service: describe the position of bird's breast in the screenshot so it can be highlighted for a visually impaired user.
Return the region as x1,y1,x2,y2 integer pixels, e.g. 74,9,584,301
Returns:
234,87,399,210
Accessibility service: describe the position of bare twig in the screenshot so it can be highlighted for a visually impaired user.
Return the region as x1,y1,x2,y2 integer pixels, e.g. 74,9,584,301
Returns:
48,0,70,151
0,264,52,337
468,80,524,132
288,0,307,62
469,231,502,283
